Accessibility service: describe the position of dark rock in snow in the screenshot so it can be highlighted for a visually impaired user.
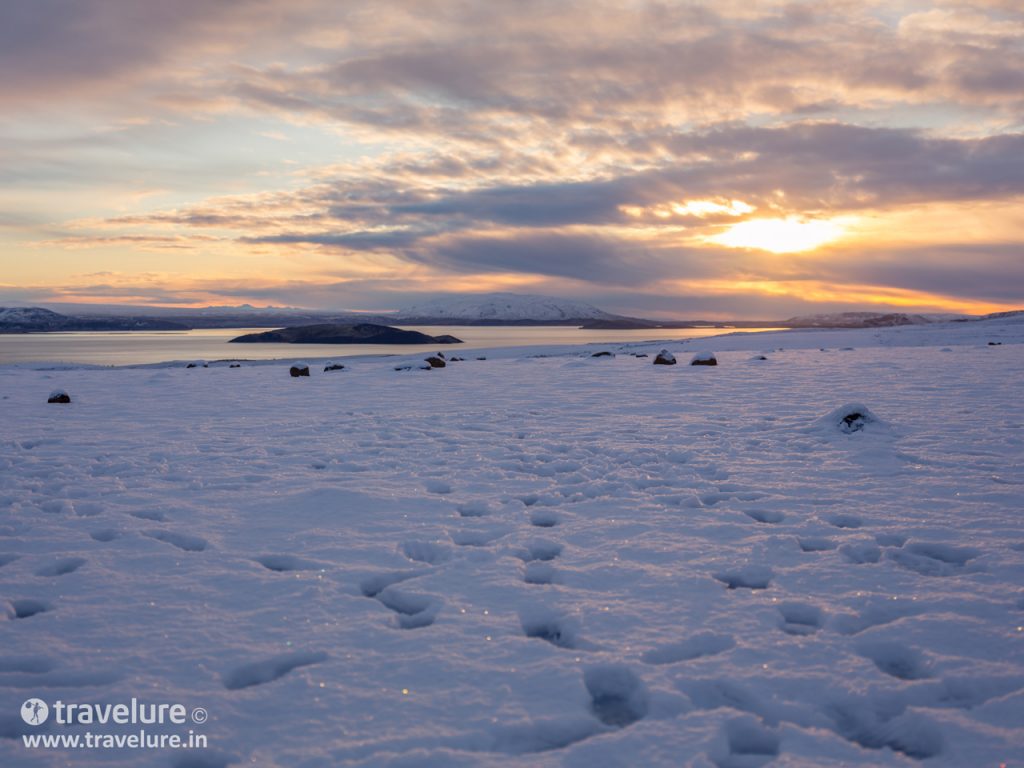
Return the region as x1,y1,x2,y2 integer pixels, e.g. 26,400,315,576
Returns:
229,364,241,368
690,352,717,366
820,403,881,434
841,411,867,431
448,356,464,362
186,360,208,369
988,341,1002,346
47,389,71,404
476,356,487,361
635,353,648,358
653,349,676,365
323,363,345,372
591,351,614,358
425,356,446,368
289,363,310,377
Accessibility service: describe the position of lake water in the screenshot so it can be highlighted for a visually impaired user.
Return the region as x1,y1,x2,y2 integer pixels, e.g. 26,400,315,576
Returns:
0,326,783,366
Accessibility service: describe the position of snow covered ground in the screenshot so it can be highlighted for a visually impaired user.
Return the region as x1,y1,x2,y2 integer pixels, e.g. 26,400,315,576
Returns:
1,318,1022,767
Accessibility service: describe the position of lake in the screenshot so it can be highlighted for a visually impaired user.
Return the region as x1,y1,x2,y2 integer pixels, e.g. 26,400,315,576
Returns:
0,326,783,366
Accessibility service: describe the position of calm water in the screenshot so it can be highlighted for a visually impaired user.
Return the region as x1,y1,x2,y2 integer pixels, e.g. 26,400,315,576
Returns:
0,326,782,366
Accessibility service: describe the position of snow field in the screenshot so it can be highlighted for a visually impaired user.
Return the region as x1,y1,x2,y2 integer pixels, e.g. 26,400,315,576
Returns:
0,323,1022,766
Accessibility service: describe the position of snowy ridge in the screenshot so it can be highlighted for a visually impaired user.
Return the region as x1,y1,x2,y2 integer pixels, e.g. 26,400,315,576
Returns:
0,307,68,328
783,311,938,328
394,292,618,322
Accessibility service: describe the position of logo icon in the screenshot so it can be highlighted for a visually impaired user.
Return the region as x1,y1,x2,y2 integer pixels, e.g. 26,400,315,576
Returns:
21,698,49,726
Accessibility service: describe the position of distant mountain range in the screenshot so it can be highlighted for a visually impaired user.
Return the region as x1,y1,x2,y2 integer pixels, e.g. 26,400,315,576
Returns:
0,306,188,333
395,293,618,324
780,312,969,328
0,296,1015,334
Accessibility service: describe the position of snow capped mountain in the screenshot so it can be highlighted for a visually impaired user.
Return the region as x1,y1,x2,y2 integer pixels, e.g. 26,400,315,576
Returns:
394,293,618,323
0,306,188,332
0,307,69,329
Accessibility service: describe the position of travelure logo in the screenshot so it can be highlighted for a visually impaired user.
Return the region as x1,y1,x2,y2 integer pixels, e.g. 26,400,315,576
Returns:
19,698,204,726
21,699,49,726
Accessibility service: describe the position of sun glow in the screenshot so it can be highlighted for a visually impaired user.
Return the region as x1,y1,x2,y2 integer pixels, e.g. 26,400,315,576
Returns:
708,216,847,253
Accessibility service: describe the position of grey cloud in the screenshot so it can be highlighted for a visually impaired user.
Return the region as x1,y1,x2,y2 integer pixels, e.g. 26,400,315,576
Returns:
825,243,1024,304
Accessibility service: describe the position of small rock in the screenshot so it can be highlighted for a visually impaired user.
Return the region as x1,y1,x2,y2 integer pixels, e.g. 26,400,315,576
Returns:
591,351,614,358
290,363,310,377
448,356,464,362
229,364,241,368
653,349,676,365
476,356,487,361
323,363,345,372
988,341,1002,346
752,355,768,361
690,352,717,366
186,360,208,369
47,389,71,404
425,356,446,368
635,353,648,358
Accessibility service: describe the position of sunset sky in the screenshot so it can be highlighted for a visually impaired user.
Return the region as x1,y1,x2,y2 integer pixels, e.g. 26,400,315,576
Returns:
1,0,1022,319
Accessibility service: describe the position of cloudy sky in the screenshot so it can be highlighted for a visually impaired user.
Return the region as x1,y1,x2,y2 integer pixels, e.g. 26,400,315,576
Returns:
1,0,1022,319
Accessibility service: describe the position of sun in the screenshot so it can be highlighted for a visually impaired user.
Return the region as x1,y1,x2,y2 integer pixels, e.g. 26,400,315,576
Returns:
707,216,847,253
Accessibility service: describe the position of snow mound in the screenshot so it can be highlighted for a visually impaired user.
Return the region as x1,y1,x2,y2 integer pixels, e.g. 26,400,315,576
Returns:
817,403,883,434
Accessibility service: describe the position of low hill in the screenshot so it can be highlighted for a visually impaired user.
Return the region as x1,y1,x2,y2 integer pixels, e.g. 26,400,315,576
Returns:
229,323,463,345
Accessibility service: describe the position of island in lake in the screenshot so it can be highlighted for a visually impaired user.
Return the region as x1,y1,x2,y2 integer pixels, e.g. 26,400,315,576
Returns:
229,323,463,345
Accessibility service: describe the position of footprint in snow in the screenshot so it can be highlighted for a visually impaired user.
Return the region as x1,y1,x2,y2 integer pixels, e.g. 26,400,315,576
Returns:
35,557,87,577
450,529,505,547
89,529,121,542
826,513,864,529
73,501,104,517
4,599,52,620
424,479,452,495
456,500,491,518
888,542,982,576
374,587,441,629
583,665,648,727
641,632,735,664
529,509,560,528
713,566,772,590
856,639,931,681
0,656,56,674
222,651,328,690
129,509,167,522
519,606,580,649
777,603,824,635
743,509,785,524
358,570,426,598
711,716,780,768
523,562,559,585
518,540,562,562
400,540,451,564
875,533,907,548
797,536,836,552
145,530,208,552
839,541,882,564
253,554,317,572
